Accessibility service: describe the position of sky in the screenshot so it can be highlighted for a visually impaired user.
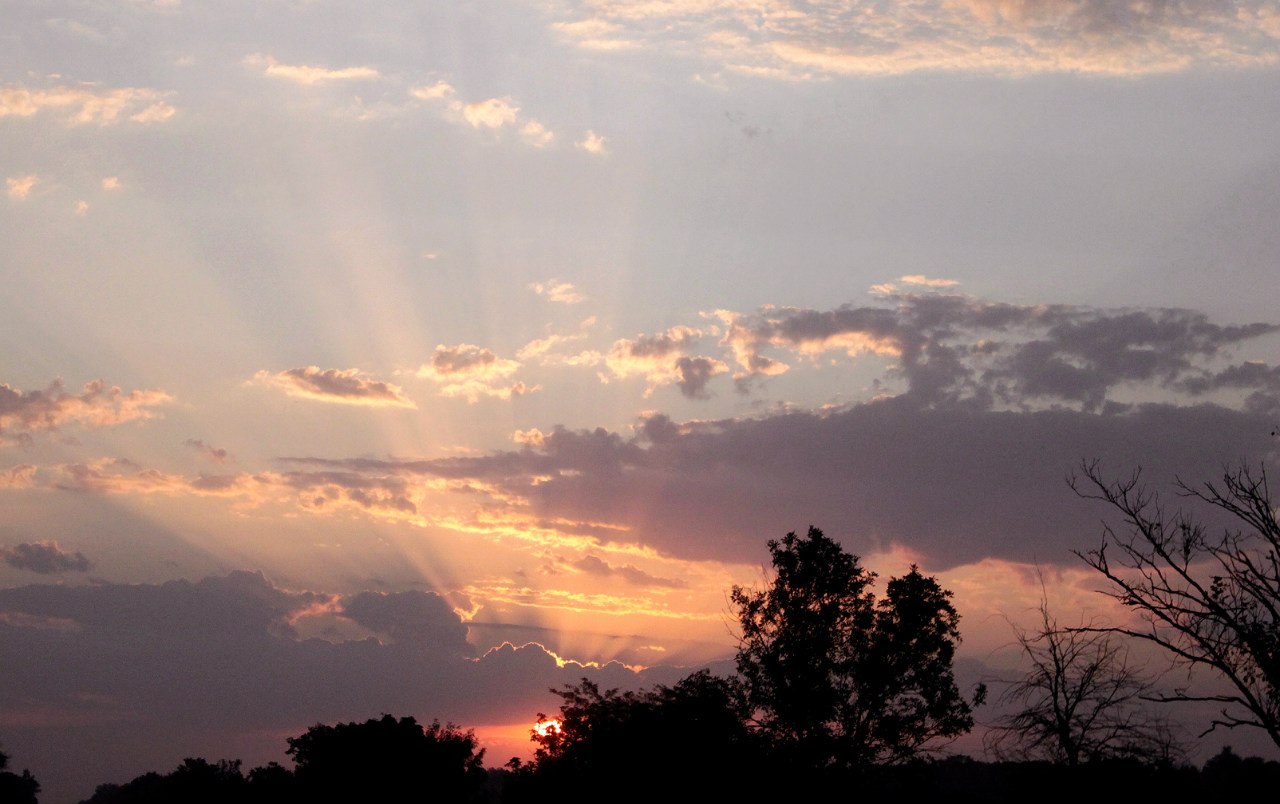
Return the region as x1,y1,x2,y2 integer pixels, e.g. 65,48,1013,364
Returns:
3,1,1280,800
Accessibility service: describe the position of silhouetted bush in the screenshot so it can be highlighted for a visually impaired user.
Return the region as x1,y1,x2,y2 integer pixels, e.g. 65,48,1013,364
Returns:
288,714,487,803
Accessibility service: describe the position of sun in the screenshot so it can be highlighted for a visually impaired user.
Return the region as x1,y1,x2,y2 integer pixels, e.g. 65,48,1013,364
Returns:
533,718,563,739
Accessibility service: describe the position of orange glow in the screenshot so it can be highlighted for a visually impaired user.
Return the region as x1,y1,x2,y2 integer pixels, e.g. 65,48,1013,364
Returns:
533,718,562,739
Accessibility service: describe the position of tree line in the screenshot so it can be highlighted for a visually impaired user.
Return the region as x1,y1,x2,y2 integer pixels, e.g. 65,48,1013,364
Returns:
4,460,1279,802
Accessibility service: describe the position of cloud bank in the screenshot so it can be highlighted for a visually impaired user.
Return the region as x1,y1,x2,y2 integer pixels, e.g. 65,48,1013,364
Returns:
546,0,1280,77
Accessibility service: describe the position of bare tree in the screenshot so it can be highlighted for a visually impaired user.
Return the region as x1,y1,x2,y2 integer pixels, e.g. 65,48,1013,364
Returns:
986,592,1176,766
1071,459,1280,749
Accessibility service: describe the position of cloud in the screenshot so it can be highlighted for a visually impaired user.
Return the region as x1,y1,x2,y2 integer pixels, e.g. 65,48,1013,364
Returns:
546,0,1280,77
253,367,415,408
100,176,120,190
245,54,380,84
44,459,428,526
185,439,230,464
341,590,472,649
410,80,456,101
718,294,1278,410
520,119,555,148
569,555,686,589
461,97,520,129
605,326,727,398
0,379,172,445
0,465,36,488
529,279,585,305
257,291,1280,571
6,175,37,199
900,275,959,287
1,541,92,574
576,130,608,155
0,573,663,802
414,345,533,402
412,82,561,147
0,83,175,125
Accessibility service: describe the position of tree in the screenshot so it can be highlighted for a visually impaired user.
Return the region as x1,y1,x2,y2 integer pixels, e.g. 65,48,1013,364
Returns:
287,714,487,802
731,526,978,769
986,593,1177,766
1072,460,1280,749
512,670,765,800
0,745,39,804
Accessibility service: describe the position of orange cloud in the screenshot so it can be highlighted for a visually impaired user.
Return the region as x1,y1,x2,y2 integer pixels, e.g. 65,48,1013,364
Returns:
0,379,172,444
0,83,175,125
245,54,380,84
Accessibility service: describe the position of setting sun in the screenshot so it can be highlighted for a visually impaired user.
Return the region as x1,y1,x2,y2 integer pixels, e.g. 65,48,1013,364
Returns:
533,719,563,739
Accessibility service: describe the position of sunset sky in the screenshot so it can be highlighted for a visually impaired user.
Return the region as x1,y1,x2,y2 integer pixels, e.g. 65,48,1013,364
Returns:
4,2,1280,800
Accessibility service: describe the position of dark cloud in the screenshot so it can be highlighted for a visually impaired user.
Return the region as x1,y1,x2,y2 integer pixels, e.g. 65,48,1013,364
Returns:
675,356,723,399
724,296,1277,412
342,590,472,650
284,394,1277,570
1,541,92,574
0,573,668,803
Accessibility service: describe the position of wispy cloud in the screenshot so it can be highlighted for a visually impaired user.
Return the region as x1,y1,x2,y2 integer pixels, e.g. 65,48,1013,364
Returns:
530,279,585,305
245,54,381,85
185,438,230,464
0,83,175,125
547,0,1280,78
411,80,560,148
252,367,415,408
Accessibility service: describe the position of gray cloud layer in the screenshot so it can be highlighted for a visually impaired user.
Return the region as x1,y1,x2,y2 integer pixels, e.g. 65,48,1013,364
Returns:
0,541,93,574
0,572,677,803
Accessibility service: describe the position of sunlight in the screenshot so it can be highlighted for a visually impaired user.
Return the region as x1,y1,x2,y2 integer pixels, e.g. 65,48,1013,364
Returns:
533,718,562,739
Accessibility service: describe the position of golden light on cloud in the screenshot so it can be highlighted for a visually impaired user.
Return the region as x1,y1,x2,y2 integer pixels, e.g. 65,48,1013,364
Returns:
6,175,37,199
576,130,608,155
0,83,175,125
246,54,381,84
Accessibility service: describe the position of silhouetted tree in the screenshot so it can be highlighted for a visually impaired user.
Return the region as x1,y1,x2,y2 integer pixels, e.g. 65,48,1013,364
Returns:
731,526,979,770
0,745,40,804
287,714,486,802
80,758,248,804
512,670,766,800
986,593,1178,766
1073,460,1280,749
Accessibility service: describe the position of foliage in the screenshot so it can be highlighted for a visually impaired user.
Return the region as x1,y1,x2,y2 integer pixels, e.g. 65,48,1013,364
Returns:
511,670,766,799
986,593,1178,766
731,526,978,769
1072,460,1280,749
0,745,40,804
81,758,252,804
287,714,487,802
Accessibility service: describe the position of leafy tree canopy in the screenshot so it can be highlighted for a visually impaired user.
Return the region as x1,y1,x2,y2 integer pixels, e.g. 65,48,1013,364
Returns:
732,526,978,769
